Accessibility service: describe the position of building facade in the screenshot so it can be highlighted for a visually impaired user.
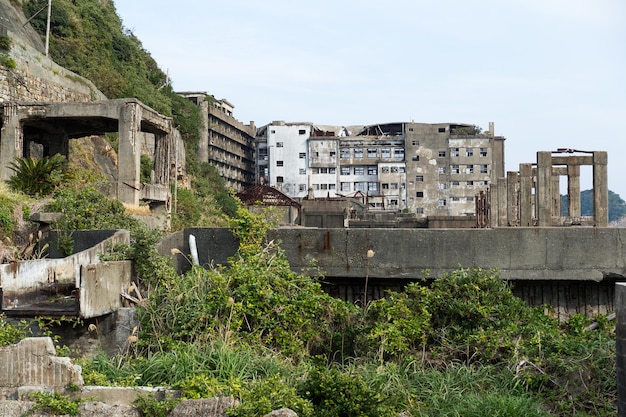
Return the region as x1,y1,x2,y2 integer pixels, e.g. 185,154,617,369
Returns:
256,121,505,217
179,92,256,192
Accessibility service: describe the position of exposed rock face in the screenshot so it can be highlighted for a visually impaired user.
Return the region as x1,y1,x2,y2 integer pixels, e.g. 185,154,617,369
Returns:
168,397,239,417
264,408,299,417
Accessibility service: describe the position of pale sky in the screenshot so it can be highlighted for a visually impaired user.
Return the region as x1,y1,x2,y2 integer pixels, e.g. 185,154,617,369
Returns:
114,1,626,198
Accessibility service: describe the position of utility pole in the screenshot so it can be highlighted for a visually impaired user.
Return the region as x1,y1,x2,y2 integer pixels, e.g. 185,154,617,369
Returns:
45,0,51,56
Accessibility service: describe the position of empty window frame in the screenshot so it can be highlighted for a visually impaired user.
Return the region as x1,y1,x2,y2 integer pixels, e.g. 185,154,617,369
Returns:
411,140,420,146
299,129,306,135
381,167,390,173
412,155,420,161
276,160,284,167
451,164,460,174
480,147,488,157
438,199,447,206
276,176,284,183
465,165,474,174
382,183,389,190
438,151,446,157
451,147,460,157
466,148,474,157
330,151,336,157
416,191,424,197
299,152,306,159
480,164,488,174
416,175,424,182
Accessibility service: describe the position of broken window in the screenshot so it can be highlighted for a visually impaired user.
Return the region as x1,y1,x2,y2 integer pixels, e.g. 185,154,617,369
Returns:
340,148,350,158
329,184,336,190
320,184,328,190
381,148,391,158
451,165,460,174
330,151,336,157
438,183,446,190
391,167,399,173
382,183,389,190
480,147,488,157
438,127,446,133
452,181,460,187
367,167,377,175
466,196,474,202
465,165,474,174
329,167,336,174
412,155,420,161
381,167,390,173
277,160,284,167
354,148,363,158
394,149,405,159
452,196,460,202
390,183,398,189
451,147,459,157
439,151,446,157
438,199,447,206
411,140,420,146
467,181,474,186
400,167,405,173
416,191,424,198
277,176,284,183
299,152,306,159
438,167,446,174
276,142,284,147
416,175,424,182
480,164,488,174
299,184,307,192
299,129,306,135
466,148,474,157
368,148,377,158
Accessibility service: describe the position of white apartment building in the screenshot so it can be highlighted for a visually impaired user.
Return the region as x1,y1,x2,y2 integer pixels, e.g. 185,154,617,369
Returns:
256,121,505,217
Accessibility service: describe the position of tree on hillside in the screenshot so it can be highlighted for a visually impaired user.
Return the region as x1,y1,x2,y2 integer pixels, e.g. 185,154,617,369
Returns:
561,189,626,223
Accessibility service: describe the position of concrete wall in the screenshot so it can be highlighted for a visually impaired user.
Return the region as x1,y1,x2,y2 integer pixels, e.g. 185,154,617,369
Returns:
0,337,82,396
159,227,626,282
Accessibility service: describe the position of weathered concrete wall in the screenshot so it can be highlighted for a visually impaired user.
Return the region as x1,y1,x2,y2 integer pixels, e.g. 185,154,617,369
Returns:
0,337,82,396
161,227,626,282
617,282,626,416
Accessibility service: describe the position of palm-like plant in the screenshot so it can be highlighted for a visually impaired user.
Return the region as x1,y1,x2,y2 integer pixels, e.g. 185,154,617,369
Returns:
7,154,68,196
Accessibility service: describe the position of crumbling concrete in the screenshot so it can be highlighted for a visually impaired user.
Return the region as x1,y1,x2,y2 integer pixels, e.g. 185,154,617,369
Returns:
0,337,83,398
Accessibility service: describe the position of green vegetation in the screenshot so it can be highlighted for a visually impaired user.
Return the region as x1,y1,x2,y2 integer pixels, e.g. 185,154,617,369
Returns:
26,391,82,416
7,155,68,196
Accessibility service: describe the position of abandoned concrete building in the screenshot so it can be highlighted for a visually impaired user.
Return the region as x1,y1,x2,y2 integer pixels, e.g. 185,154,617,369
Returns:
255,121,505,217
179,92,256,192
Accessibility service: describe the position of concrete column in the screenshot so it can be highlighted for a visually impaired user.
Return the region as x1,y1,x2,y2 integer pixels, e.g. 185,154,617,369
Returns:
496,176,507,227
551,169,561,220
536,152,552,227
198,99,209,163
567,164,581,217
519,163,533,226
117,102,142,205
0,103,23,180
616,282,626,416
593,151,608,227
507,171,519,226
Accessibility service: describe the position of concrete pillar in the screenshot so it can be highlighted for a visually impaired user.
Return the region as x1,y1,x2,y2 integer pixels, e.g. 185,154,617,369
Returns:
616,282,626,416
551,169,561,220
519,163,533,226
567,164,581,217
593,151,608,227
198,99,209,163
0,103,23,180
536,152,552,227
507,171,519,226
496,176,507,227
117,102,142,205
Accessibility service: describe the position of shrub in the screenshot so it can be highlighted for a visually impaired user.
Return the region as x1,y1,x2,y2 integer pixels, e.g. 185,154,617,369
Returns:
7,155,68,196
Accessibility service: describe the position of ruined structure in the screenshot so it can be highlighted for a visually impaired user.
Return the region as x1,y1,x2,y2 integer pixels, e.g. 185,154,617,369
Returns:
0,99,176,209
179,92,256,192
491,150,608,227
255,121,505,217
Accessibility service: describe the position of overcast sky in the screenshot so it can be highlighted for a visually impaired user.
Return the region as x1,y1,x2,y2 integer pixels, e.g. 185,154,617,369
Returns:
114,1,625,198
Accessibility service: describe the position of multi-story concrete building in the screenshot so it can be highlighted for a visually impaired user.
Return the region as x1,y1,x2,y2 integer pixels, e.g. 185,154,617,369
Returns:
256,121,505,217
179,92,256,192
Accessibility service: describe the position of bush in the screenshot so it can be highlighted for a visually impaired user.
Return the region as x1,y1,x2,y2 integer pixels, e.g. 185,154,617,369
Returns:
7,155,68,196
